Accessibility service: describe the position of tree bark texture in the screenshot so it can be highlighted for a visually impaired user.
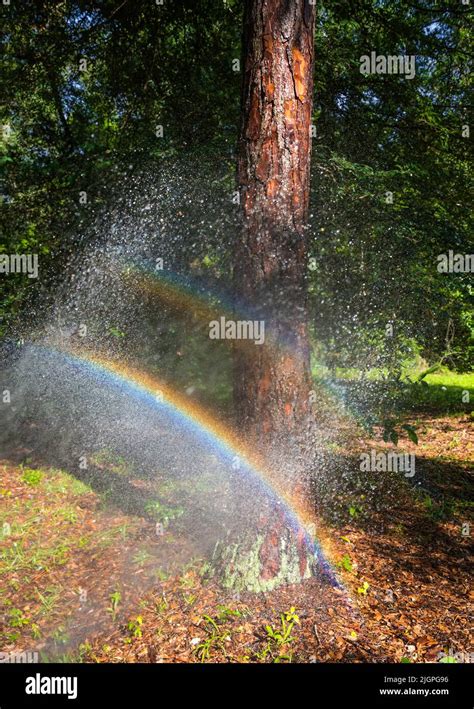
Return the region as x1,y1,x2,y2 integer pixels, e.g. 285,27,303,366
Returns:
234,0,315,446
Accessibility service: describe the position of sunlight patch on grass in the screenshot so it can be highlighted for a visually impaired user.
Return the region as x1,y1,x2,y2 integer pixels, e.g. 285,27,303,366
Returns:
424,371,474,389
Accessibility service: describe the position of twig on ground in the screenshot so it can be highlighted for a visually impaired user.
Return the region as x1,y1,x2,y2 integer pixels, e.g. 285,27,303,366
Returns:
344,635,371,659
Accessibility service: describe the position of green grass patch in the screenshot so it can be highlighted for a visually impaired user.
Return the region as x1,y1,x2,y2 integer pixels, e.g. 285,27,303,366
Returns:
312,366,473,418
424,371,474,389
21,468,43,486
90,449,134,477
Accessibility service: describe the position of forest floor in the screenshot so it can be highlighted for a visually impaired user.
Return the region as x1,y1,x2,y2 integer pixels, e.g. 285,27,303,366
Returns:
0,410,472,664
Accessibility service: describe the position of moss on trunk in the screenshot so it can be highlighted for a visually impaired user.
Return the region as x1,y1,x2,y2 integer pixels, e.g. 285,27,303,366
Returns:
205,527,314,593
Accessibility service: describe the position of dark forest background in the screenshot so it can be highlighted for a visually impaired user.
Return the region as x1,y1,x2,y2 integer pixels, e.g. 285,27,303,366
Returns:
1,0,472,377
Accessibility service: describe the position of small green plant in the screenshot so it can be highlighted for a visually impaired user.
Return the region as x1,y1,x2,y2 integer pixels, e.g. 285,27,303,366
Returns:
357,581,370,595
9,608,30,628
91,450,133,477
216,606,243,622
194,615,230,662
8,578,20,592
31,623,41,640
21,468,43,486
421,494,454,521
36,587,60,616
78,641,92,661
179,571,197,589
3,631,20,643
144,499,183,524
52,626,70,645
154,595,168,615
338,554,353,573
127,616,143,640
256,607,300,663
59,507,78,524
108,327,126,338
381,419,419,446
183,593,197,606
348,503,362,519
153,568,169,582
52,543,70,566
108,591,121,621
132,548,152,565
118,524,129,540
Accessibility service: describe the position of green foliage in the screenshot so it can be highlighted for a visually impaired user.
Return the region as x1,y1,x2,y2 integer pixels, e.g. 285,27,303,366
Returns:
31,623,42,640
194,614,230,662
154,595,168,615
309,1,472,373
349,503,362,519
421,494,455,522
108,591,122,622
90,450,133,477
132,548,152,566
143,499,183,524
382,420,418,446
256,607,300,663
21,468,43,486
216,605,244,622
108,327,126,339
8,608,30,628
127,616,144,640
338,554,353,573
36,586,60,617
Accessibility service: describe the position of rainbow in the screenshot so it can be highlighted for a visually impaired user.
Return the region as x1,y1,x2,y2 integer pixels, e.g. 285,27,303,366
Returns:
120,260,300,353
122,261,237,324
118,261,362,446
30,343,340,586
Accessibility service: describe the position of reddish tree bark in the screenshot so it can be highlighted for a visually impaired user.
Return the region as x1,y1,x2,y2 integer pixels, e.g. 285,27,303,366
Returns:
234,0,315,447
210,0,317,591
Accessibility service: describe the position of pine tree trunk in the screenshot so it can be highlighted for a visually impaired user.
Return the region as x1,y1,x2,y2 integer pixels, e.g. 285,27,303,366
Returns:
212,1,318,592
234,0,315,446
